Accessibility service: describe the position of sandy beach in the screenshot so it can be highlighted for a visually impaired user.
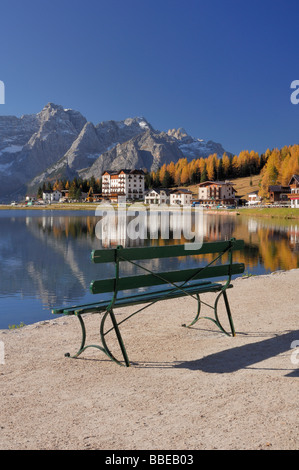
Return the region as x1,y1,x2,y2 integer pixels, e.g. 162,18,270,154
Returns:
0,269,299,450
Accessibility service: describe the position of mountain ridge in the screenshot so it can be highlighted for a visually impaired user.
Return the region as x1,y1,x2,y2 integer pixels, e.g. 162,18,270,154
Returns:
0,103,231,201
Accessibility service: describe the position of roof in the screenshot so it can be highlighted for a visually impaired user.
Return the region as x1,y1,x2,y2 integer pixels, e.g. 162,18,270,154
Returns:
248,190,260,196
197,180,235,187
145,188,170,196
171,188,192,194
268,185,290,192
102,169,145,176
288,174,299,185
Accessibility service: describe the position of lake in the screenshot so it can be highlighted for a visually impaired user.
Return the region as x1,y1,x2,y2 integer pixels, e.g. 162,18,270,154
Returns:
0,209,298,328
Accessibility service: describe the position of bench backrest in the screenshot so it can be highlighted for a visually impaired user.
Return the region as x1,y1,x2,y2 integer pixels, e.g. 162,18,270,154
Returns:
90,238,245,295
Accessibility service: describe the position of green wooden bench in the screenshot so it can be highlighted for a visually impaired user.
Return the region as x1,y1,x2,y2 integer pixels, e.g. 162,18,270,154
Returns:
52,238,245,367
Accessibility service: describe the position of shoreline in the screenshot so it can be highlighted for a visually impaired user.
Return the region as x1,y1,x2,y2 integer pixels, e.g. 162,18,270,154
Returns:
1,268,299,450
1,203,299,219
1,268,289,332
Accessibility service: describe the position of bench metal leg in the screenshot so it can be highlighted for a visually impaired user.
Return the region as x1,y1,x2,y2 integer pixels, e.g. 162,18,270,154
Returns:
214,290,236,337
65,310,130,367
182,290,236,337
182,294,201,328
222,290,236,337
107,309,130,367
65,313,87,358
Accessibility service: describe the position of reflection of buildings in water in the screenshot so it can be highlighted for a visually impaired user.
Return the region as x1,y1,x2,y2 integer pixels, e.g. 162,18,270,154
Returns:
202,214,235,241
247,217,299,248
247,218,258,233
4,211,299,318
95,210,238,247
98,210,205,247
289,225,299,247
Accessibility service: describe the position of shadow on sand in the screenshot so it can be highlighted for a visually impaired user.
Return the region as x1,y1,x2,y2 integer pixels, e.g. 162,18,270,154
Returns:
173,330,299,376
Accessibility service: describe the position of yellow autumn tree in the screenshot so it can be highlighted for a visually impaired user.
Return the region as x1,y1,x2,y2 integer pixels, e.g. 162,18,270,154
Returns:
180,165,190,185
167,161,176,181
206,154,217,180
159,163,167,185
222,153,231,178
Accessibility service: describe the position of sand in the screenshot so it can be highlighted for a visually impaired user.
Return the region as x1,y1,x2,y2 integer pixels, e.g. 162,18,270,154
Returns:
0,269,299,450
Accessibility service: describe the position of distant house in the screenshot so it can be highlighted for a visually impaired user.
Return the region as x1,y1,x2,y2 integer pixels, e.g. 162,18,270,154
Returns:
25,195,36,202
170,188,193,206
247,190,262,205
197,181,236,205
144,188,170,205
288,175,299,208
268,185,290,203
42,189,62,202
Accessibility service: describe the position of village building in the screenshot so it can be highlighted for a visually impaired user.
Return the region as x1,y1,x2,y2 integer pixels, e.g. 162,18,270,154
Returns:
247,190,262,205
144,188,170,205
288,174,299,208
42,189,62,202
268,185,291,203
197,181,236,206
170,188,193,206
102,169,145,201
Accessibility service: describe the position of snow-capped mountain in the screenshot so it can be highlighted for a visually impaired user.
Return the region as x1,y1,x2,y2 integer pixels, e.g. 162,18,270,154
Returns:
0,103,231,201
167,127,228,159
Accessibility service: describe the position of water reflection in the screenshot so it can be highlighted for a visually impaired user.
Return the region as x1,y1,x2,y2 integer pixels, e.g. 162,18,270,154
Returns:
0,210,298,328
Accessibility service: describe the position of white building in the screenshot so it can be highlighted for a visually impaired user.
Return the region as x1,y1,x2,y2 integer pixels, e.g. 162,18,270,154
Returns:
289,175,299,208
247,190,262,205
102,169,145,201
42,189,62,202
170,188,193,205
144,188,170,205
197,181,236,205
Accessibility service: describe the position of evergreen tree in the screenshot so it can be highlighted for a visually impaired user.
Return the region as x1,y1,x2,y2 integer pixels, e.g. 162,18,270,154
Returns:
162,169,172,187
37,186,43,198
217,158,224,180
200,163,207,183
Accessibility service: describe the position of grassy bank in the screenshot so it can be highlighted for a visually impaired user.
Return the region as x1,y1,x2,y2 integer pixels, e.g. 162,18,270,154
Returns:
239,207,299,219
0,203,100,211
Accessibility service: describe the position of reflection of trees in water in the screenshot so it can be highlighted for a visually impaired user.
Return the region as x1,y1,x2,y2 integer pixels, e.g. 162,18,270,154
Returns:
1,212,299,312
29,212,299,273
35,215,98,241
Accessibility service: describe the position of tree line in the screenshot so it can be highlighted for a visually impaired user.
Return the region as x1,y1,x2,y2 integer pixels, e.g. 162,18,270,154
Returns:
146,150,266,188
259,144,299,198
37,176,102,200
36,144,299,200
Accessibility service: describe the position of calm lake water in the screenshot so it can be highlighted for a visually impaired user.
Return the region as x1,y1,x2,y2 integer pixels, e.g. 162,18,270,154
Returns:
0,209,299,328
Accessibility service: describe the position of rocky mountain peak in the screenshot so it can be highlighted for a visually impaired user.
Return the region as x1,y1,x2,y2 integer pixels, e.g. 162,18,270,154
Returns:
167,127,190,140
0,103,231,201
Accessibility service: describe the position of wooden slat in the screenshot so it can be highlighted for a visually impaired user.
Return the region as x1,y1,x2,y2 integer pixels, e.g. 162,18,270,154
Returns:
90,249,115,263
53,281,234,316
90,262,245,294
91,239,244,264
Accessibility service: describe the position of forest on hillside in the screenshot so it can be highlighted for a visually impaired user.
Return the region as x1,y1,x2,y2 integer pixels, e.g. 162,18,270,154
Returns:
37,144,299,200
258,144,299,197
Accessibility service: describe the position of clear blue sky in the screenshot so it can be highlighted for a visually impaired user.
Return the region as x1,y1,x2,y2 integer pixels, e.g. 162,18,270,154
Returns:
0,0,299,155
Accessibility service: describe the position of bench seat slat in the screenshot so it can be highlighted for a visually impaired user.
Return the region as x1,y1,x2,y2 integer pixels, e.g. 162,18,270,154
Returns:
91,240,244,263
53,280,231,316
90,263,245,294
